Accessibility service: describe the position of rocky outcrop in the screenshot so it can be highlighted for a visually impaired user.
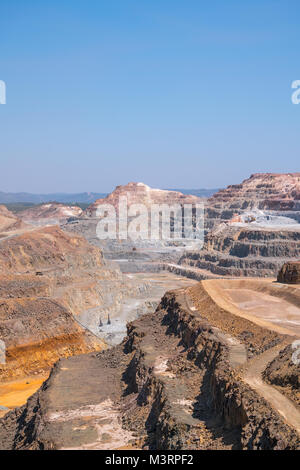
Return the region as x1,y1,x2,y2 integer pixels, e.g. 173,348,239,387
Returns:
18,203,83,226
83,182,202,217
277,262,300,284
62,176,300,278
176,174,300,279
207,173,300,229
0,225,104,275
64,183,204,272
263,344,300,407
179,224,300,278
0,287,298,450
0,226,142,380
65,176,300,279
0,296,101,381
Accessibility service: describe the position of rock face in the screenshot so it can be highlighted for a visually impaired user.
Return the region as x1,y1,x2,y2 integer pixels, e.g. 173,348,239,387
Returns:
0,226,106,380
64,183,204,272
0,287,298,450
84,182,202,217
18,203,83,226
0,295,102,381
176,174,300,279
0,225,142,380
63,176,300,278
0,225,101,274
263,344,300,407
178,224,300,278
207,173,300,229
277,262,300,284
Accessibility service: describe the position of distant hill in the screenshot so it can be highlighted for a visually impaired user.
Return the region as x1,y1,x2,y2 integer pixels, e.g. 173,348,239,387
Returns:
0,192,107,204
0,188,220,205
167,188,221,198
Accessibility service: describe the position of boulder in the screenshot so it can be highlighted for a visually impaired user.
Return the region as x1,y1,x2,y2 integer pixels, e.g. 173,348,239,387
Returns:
277,261,300,284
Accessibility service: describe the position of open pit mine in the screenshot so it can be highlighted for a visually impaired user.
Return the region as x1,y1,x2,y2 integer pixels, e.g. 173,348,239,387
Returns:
0,175,299,450
174,173,300,280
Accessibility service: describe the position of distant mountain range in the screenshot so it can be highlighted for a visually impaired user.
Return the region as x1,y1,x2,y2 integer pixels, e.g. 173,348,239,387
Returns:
167,189,221,198
0,188,220,204
0,192,107,204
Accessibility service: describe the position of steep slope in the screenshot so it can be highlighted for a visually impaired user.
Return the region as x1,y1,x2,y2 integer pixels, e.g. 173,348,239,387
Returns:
278,261,300,284
177,174,300,279
207,173,300,229
0,284,299,450
0,226,142,382
64,182,204,272
84,182,202,217
0,295,101,382
0,225,103,274
178,224,300,278
263,344,300,407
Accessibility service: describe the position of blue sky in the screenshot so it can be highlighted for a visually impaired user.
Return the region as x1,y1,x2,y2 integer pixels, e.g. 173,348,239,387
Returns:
0,0,299,193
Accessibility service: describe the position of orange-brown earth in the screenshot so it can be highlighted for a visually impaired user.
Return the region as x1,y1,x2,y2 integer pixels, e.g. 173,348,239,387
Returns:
208,172,300,217
1,178,300,448
0,205,27,234
0,225,140,388
64,182,205,273
176,173,300,279
0,374,48,411
0,224,103,274
84,182,202,216
1,282,299,450
18,202,83,226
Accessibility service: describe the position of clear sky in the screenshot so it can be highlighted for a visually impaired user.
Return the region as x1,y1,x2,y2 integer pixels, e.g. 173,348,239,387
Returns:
0,0,299,193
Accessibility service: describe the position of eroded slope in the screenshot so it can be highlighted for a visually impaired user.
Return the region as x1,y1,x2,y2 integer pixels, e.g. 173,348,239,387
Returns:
0,226,143,382
1,285,299,450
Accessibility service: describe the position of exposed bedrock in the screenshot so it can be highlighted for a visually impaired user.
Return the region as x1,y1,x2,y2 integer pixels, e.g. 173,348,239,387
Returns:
0,289,298,450
64,176,300,280
83,182,202,217
179,225,300,278
206,173,300,229
277,262,300,284
62,182,205,271
0,297,101,381
0,225,145,380
175,174,300,279
263,344,300,407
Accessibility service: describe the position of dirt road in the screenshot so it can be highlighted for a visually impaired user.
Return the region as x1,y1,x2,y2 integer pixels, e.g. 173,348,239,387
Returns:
202,279,300,338
242,345,300,435
185,288,300,437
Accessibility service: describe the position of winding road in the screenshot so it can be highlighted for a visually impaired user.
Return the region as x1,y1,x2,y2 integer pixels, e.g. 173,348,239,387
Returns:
185,289,300,437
